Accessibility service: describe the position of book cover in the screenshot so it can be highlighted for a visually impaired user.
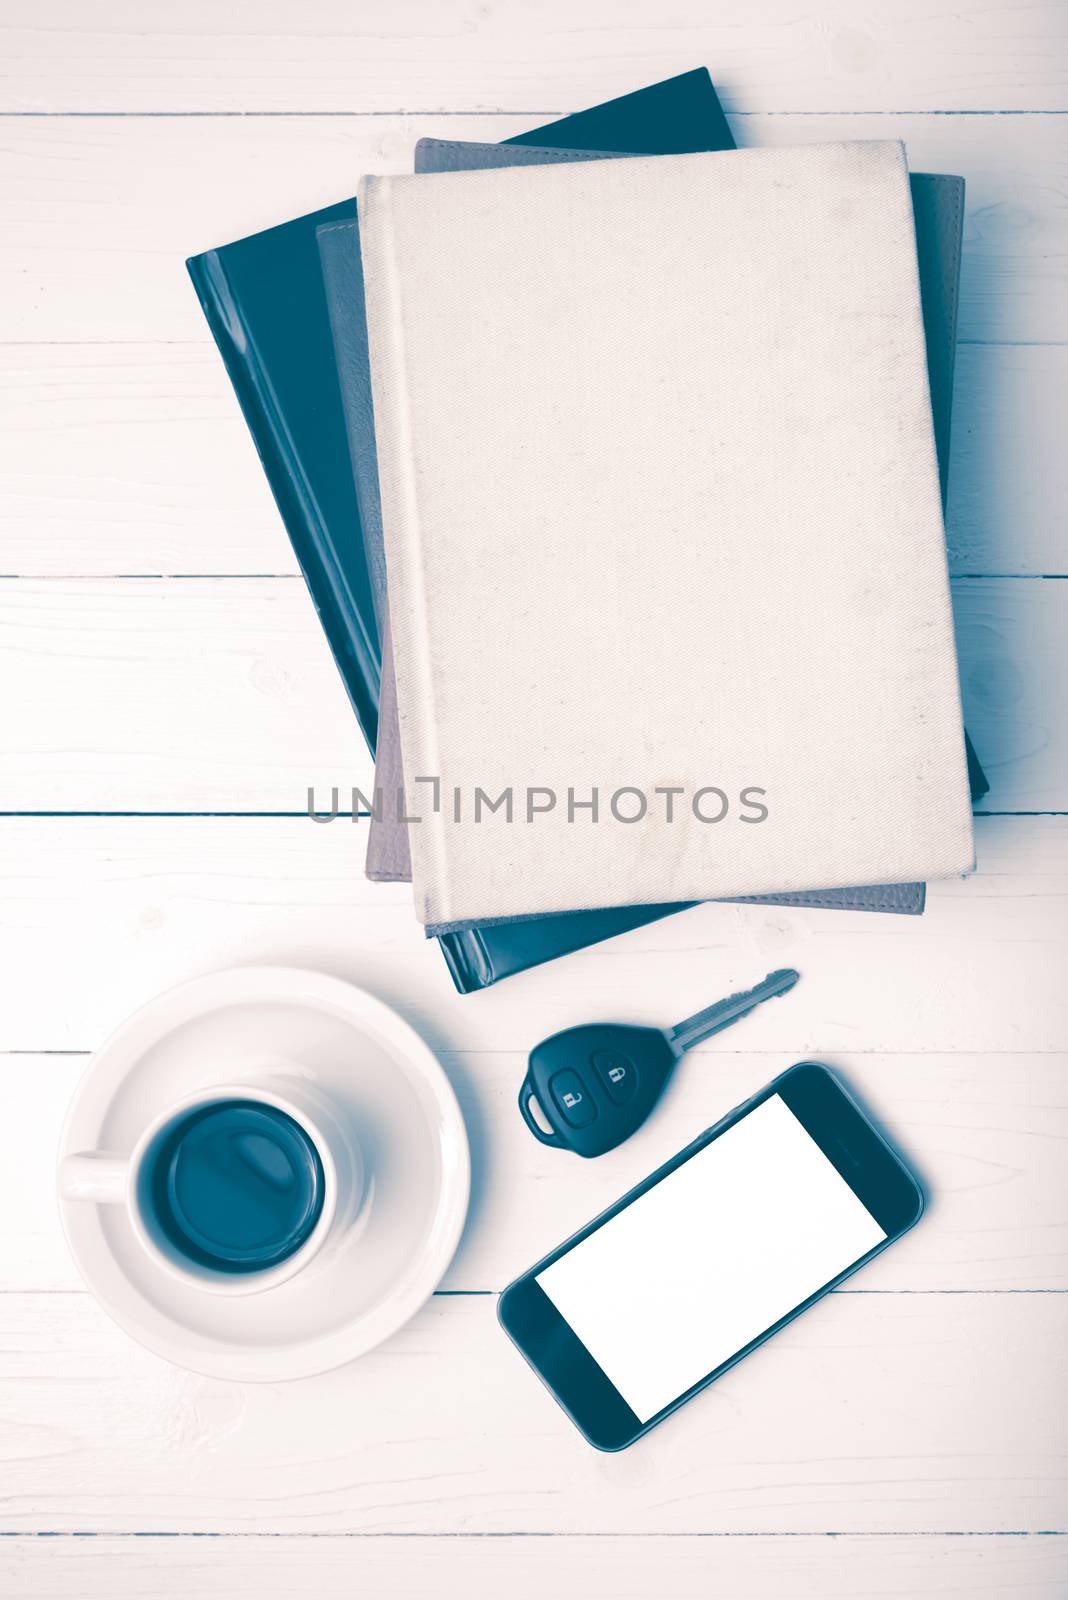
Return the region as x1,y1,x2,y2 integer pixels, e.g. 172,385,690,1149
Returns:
358,143,975,923
349,144,975,921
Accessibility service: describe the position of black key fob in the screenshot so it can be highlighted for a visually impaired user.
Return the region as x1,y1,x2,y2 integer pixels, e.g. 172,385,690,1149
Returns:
519,1024,676,1157
517,972,800,1157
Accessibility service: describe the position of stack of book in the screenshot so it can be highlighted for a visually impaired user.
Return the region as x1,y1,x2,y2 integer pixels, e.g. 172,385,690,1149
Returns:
189,69,987,994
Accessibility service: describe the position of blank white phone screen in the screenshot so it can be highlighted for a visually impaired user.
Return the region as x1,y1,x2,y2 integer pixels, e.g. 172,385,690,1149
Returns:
536,1094,886,1422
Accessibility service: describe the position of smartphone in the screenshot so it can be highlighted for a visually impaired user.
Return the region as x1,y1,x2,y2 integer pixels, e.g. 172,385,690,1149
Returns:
498,1061,923,1450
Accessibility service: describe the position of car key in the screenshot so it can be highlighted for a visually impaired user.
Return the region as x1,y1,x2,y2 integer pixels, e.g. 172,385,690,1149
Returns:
518,968,800,1157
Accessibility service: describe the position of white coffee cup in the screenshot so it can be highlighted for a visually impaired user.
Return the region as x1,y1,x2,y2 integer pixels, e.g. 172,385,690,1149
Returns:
58,1075,364,1297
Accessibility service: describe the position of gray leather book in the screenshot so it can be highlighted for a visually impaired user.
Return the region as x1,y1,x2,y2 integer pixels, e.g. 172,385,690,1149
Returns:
323,141,975,924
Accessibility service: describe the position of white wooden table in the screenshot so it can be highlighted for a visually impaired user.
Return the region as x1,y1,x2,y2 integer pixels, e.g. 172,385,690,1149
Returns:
2,5,1066,1596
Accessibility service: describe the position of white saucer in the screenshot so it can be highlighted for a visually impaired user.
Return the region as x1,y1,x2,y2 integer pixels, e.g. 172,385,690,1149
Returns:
57,967,470,1381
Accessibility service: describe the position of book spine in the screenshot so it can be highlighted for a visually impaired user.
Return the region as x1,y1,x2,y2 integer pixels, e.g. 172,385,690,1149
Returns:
939,181,989,803
186,248,381,751
357,177,451,924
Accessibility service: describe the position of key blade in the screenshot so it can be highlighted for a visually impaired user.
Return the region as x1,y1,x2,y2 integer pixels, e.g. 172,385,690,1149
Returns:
667,968,800,1056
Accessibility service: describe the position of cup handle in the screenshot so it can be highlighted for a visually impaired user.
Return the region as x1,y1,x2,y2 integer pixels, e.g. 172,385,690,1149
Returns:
58,1152,128,1203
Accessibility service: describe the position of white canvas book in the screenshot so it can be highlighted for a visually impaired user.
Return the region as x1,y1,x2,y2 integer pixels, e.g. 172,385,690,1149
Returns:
358,141,974,925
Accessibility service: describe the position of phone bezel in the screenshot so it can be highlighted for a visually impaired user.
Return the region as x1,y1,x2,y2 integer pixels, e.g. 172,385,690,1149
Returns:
497,1060,924,1451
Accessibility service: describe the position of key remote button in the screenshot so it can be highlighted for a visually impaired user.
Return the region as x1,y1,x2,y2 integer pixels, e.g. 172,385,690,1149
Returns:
550,1070,597,1128
591,1049,636,1104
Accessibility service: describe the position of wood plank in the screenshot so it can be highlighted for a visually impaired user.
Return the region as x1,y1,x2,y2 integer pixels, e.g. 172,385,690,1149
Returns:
0,576,1056,810
0,344,293,576
0,578,375,807
0,1290,1061,1532
954,578,1063,810
1,113,1064,344
7,1049,1066,1293
2,1,1066,115
0,815,1063,1056
2,1532,1064,1600
3,342,1063,578
949,344,1068,576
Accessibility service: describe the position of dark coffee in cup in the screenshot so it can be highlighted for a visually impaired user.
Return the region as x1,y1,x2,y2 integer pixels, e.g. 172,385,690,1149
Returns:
140,1100,325,1274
